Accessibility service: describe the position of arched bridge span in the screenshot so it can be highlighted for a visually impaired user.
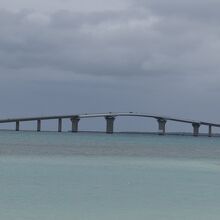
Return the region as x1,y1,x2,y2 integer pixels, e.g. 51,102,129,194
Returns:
0,112,219,137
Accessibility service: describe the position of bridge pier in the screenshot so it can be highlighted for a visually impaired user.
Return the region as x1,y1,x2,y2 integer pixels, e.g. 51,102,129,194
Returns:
37,120,41,132
71,117,80,132
105,116,115,134
192,123,200,137
157,118,166,135
208,125,212,137
58,118,62,132
15,121,20,131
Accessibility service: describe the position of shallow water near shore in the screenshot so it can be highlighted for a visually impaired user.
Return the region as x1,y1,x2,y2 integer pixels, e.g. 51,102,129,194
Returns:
0,131,220,220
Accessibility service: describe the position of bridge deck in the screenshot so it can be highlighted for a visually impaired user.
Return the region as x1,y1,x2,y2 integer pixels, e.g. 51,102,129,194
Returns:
0,112,219,127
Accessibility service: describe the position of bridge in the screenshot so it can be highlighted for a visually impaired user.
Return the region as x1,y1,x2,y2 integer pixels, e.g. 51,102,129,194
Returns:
0,112,219,137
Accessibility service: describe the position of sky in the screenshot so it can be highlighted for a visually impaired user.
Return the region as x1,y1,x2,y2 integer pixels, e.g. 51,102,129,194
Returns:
0,0,220,132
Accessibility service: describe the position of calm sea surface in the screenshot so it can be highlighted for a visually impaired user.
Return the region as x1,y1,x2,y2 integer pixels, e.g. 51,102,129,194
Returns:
0,131,220,220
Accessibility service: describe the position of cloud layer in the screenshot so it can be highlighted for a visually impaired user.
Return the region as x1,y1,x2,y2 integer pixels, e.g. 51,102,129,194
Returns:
1,1,220,82
0,0,220,128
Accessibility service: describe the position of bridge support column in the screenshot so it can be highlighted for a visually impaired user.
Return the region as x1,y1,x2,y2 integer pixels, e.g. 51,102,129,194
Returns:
105,116,115,134
70,117,80,132
58,118,62,132
157,118,166,135
37,120,41,132
16,121,20,131
208,125,212,137
192,123,200,137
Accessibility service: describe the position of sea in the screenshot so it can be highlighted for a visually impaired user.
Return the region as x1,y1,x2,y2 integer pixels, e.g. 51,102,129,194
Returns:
0,130,220,220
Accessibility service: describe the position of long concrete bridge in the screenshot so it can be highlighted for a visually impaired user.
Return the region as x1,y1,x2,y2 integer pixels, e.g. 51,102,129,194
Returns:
0,112,219,137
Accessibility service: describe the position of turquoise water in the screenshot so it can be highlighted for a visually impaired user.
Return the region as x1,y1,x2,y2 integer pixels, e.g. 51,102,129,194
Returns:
0,131,220,219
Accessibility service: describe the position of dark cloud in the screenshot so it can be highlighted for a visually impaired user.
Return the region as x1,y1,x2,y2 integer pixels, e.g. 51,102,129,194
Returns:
136,0,220,21
0,2,220,82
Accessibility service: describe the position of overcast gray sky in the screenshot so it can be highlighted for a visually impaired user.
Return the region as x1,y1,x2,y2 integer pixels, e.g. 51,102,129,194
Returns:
0,0,220,131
